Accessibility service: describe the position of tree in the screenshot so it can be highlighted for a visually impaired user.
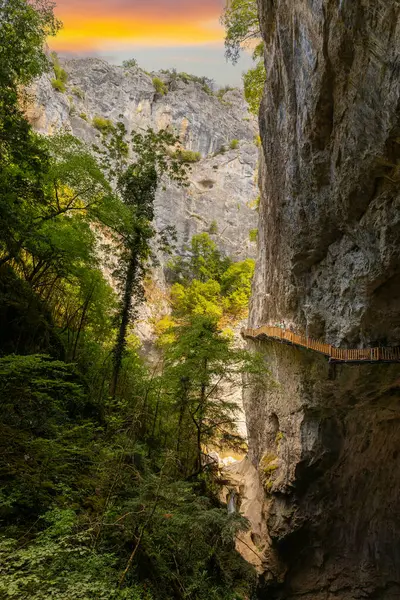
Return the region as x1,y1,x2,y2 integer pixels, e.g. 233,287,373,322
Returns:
0,3,261,597
221,0,265,114
221,0,260,64
0,0,61,263
163,316,264,475
98,125,190,397
169,233,231,284
0,0,60,89
167,233,255,322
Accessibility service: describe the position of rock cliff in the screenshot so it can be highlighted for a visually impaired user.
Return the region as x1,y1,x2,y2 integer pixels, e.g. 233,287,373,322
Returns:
244,1,400,598
28,58,259,262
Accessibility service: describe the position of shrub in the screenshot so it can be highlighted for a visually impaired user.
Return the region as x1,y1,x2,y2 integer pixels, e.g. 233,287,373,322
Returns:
152,76,168,95
71,86,84,99
51,78,65,93
92,116,114,134
217,85,235,100
79,112,88,121
209,220,218,234
230,139,239,150
249,228,258,242
122,58,138,69
174,149,201,163
51,52,68,83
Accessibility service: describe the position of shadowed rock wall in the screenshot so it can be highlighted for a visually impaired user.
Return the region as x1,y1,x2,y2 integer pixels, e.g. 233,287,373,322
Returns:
244,1,400,598
252,0,400,347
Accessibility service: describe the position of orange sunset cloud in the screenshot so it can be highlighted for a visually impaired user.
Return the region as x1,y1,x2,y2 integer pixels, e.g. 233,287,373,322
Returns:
51,0,226,51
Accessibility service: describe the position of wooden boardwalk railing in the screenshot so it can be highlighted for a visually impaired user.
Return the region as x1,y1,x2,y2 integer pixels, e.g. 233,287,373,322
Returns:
241,326,400,363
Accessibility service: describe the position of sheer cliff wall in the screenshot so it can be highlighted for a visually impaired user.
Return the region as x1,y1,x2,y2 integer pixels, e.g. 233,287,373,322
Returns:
244,2,400,598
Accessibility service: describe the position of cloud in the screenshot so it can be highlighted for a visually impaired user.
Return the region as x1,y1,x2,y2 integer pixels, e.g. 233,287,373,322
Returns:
55,0,225,21
51,0,228,50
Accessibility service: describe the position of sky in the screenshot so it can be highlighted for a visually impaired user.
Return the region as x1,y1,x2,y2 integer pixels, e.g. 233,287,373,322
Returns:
50,0,253,86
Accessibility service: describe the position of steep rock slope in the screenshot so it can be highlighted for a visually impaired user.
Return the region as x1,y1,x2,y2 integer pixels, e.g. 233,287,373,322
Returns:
253,0,400,346
244,1,400,598
28,58,259,261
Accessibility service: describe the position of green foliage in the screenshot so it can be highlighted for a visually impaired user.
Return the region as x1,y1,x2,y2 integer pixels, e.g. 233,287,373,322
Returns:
152,76,168,95
0,509,149,599
221,0,260,64
0,355,95,519
249,228,258,242
230,139,239,150
222,0,265,114
94,123,190,396
209,219,218,234
0,0,60,89
172,279,224,321
50,52,68,93
51,52,68,83
0,1,60,270
243,48,266,115
0,3,260,598
51,78,65,92
79,112,88,121
168,233,255,321
161,316,266,471
217,85,235,100
72,86,85,99
161,69,215,94
170,233,231,284
221,258,255,315
122,58,138,69
92,115,114,133
174,148,202,163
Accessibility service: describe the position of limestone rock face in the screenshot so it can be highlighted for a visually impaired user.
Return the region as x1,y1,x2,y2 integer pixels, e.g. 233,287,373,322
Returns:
244,1,400,598
29,58,259,261
252,0,400,347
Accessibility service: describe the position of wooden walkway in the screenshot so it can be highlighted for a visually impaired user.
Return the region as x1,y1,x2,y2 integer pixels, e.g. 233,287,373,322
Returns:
242,326,400,363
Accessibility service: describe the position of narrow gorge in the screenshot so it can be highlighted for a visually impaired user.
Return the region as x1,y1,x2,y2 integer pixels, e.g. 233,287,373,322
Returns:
1,1,400,599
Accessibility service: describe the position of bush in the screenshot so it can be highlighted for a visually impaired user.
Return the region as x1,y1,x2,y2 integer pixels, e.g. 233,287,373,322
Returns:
209,220,218,234
79,112,88,121
51,53,68,84
249,228,258,242
122,58,138,69
92,116,114,134
152,76,168,95
71,86,84,99
51,78,65,93
174,149,201,163
230,139,239,150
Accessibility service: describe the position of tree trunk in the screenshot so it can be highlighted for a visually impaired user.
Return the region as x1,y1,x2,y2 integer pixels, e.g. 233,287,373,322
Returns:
111,252,137,398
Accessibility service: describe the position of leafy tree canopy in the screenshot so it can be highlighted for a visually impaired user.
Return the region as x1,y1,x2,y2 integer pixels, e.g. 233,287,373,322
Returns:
221,0,260,64
222,0,265,114
167,233,255,324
